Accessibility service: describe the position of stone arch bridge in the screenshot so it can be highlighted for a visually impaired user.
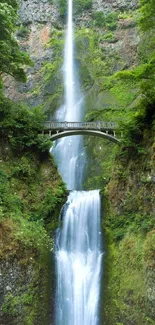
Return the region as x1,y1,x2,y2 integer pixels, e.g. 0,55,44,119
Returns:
42,121,122,144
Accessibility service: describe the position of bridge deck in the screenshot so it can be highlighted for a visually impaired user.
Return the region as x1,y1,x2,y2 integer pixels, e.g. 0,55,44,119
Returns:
42,121,121,144
43,121,118,131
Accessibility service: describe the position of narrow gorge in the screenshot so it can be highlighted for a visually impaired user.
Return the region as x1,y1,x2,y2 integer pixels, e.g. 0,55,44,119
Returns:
0,0,155,325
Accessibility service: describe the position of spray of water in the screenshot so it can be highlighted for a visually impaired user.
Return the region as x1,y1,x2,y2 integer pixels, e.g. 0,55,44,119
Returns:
53,0,103,324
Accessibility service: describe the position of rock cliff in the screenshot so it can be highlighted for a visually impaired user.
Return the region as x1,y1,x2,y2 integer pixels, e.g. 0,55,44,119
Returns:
5,0,139,118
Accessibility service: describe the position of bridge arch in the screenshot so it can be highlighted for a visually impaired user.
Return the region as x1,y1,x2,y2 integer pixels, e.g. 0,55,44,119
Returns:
49,130,120,144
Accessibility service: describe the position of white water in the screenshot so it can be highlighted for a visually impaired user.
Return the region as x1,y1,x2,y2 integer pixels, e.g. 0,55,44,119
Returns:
52,0,84,190
54,0,103,324
56,191,102,325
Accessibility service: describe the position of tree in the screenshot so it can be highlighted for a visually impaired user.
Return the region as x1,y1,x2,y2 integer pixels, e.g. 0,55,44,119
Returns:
0,0,32,83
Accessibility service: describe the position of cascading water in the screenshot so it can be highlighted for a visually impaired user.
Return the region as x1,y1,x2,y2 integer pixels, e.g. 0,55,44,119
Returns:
53,0,103,324
52,0,85,190
56,191,102,325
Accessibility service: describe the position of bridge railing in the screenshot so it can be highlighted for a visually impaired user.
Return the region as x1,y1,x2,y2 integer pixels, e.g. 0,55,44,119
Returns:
43,121,118,130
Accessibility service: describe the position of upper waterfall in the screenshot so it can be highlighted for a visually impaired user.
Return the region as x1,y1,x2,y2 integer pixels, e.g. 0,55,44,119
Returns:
52,0,85,190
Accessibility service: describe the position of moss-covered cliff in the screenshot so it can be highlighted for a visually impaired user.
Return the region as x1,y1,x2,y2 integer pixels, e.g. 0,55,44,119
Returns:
2,0,155,324
102,126,155,325
100,1,155,322
0,98,66,325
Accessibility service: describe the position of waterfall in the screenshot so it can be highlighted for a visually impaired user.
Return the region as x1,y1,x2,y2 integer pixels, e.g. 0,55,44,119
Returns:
52,0,85,191
53,0,103,324
56,191,102,325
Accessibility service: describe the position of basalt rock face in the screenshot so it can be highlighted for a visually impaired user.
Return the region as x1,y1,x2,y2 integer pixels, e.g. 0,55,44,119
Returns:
4,0,139,118
93,0,138,11
18,0,58,25
4,0,59,111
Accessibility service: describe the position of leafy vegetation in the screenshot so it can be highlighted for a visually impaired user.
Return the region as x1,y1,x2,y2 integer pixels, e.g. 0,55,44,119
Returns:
0,5,67,323
139,0,155,31
0,0,155,323
102,230,155,325
93,11,118,30
80,2,155,322
0,97,52,153
0,0,32,83
102,129,155,323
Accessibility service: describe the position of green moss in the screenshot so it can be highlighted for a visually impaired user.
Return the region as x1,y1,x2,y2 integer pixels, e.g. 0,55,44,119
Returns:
0,126,66,325
102,226,155,324
102,128,155,323
1,250,51,325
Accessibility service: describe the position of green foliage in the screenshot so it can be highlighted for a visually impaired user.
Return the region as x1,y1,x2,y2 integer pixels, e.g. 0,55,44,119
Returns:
0,1,32,83
106,212,155,242
139,0,155,31
2,288,42,324
13,215,51,252
103,225,155,324
40,28,65,114
0,97,51,153
144,230,155,268
102,32,116,42
36,134,52,153
0,149,66,261
114,61,155,81
28,179,67,224
93,11,118,30
84,139,119,189
57,0,92,19
11,156,36,180
93,11,106,27
85,0,155,149
2,293,20,316
0,150,66,223
74,0,92,13
105,12,118,30
17,25,30,38
114,0,155,133
74,28,119,89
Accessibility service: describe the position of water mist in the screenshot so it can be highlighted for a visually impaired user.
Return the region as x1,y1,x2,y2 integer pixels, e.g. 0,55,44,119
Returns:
53,0,103,324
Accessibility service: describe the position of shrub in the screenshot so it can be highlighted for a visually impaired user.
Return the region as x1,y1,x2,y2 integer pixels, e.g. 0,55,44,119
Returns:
93,11,106,27
0,98,51,153
93,11,118,30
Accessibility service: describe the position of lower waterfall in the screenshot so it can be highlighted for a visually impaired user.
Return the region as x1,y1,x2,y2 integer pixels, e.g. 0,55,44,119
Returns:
55,190,102,325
